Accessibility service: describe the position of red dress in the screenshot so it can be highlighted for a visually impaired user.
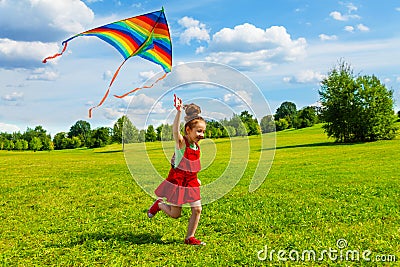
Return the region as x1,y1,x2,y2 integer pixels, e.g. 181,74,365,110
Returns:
154,136,201,205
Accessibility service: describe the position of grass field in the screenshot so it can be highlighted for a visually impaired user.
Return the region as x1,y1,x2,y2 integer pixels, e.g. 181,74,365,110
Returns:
1,124,399,266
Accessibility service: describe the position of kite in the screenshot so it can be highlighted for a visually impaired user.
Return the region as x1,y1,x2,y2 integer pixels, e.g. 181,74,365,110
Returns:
43,8,172,117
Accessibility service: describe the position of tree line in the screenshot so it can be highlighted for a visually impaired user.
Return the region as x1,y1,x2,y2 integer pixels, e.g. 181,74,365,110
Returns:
1,60,399,151
0,104,323,152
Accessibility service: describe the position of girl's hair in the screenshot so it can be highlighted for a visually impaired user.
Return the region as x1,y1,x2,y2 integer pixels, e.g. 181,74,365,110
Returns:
183,103,206,134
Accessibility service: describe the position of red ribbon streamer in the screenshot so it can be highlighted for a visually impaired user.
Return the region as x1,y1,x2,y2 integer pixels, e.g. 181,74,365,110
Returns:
42,42,68,63
113,72,168,99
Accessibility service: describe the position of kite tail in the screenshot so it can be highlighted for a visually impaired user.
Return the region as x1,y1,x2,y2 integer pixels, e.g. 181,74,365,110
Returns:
113,72,168,99
88,59,129,118
42,42,68,63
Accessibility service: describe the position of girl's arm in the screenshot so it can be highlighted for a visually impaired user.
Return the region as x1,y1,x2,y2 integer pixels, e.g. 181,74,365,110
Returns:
173,95,184,149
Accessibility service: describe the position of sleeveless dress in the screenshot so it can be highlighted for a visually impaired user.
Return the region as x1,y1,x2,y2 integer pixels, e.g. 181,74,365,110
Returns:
154,136,201,205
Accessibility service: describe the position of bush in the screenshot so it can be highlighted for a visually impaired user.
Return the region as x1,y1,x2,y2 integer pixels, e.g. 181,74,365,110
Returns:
275,118,289,131
319,60,397,142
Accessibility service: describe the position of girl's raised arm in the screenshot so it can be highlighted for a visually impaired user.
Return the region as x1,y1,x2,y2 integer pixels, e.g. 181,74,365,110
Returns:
173,94,184,148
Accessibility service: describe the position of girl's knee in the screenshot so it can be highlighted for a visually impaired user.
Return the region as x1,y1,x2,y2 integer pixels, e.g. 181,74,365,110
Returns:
192,206,202,215
171,212,181,219
170,206,182,219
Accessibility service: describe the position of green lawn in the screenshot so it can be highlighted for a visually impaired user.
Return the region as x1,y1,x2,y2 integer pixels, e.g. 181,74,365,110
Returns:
1,124,399,266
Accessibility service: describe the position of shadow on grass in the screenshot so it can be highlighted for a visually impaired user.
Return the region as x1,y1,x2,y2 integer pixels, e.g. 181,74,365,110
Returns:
94,149,124,154
260,141,362,151
47,232,178,247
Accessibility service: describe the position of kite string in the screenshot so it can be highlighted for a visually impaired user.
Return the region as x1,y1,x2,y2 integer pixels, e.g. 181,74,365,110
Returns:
113,72,168,99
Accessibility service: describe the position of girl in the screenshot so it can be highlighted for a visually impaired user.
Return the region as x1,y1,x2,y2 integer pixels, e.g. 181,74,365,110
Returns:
147,94,207,246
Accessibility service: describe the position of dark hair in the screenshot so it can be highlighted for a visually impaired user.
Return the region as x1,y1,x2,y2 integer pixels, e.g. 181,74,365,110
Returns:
183,103,206,134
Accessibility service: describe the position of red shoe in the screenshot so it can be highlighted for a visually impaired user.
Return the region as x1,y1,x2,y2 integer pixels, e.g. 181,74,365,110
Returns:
147,199,162,218
184,236,206,246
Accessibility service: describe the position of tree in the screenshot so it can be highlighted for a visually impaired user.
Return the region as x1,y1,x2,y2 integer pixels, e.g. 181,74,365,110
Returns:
30,137,42,152
113,117,124,143
275,102,297,128
138,130,146,143
239,111,261,135
354,75,397,140
22,140,29,150
53,133,80,149
397,110,400,121
220,126,229,138
212,127,222,138
156,124,173,141
295,106,318,129
3,140,14,150
113,115,138,144
225,126,236,137
90,127,111,148
236,122,247,137
145,125,157,142
14,140,24,151
275,118,289,131
53,132,67,150
69,136,82,149
69,120,91,147
15,139,28,150
206,120,222,138
319,60,397,142
260,115,275,133
22,126,50,149
42,137,54,151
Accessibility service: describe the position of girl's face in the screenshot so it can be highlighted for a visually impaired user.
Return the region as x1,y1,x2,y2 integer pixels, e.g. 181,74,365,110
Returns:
186,120,206,143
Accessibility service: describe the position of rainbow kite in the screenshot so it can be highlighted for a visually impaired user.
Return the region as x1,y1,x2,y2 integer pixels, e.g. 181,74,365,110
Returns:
43,8,172,117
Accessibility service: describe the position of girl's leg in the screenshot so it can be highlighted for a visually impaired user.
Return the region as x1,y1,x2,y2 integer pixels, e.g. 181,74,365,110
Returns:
159,202,182,219
186,202,202,239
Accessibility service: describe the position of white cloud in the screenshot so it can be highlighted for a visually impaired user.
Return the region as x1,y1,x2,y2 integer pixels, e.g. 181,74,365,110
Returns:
344,24,369,33
0,38,60,68
223,90,253,106
164,63,213,86
0,0,94,42
330,11,346,21
309,101,322,108
343,2,358,13
2,92,24,101
283,70,325,84
330,11,360,21
357,24,370,32
27,68,59,81
319,34,338,41
205,23,307,70
178,16,210,45
396,7,400,12
344,26,355,32
123,94,166,115
0,0,94,69
103,107,124,120
397,76,400,83
102,70,113,81
203,111,229,121
196,46,206,54
0,123,20,133
100,94,167,122
138,71,156,81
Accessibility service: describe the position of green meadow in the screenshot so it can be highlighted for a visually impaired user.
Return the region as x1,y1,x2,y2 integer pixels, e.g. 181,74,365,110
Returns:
1,124,399,266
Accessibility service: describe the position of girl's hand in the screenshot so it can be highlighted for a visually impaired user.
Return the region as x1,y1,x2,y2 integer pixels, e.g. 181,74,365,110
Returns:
174,94,183,111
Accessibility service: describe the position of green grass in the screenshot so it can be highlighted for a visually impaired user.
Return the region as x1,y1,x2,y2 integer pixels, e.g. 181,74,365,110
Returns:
1,124,399,266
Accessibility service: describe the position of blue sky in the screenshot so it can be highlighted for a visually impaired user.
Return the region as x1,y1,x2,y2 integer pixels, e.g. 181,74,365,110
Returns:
1,0,399,135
